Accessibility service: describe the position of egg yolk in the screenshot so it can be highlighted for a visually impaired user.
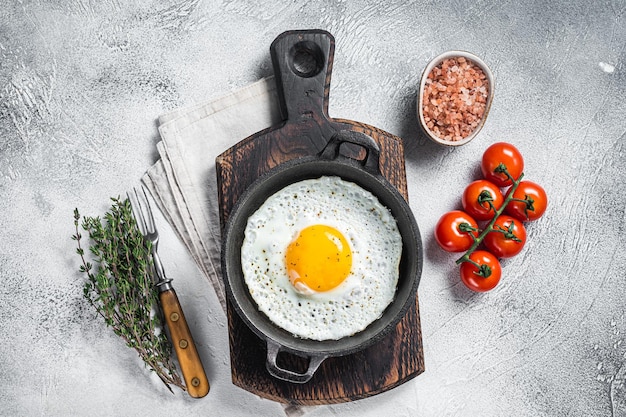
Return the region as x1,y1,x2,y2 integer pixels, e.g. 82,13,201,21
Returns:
285,225,352,293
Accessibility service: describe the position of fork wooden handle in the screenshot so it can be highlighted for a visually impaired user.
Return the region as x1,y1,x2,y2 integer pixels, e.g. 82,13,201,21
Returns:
160,289,210,398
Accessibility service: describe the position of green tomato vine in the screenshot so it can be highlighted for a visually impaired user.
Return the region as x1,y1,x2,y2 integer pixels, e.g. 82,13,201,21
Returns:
455,164,525,276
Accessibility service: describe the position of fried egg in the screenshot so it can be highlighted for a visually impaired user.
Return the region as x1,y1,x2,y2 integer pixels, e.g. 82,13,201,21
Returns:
241,176,402,341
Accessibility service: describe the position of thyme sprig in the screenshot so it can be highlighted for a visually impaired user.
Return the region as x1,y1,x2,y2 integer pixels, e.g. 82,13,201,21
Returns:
73,197,184,393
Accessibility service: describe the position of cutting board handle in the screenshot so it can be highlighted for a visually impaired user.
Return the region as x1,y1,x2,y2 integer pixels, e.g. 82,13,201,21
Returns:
270,29,335,122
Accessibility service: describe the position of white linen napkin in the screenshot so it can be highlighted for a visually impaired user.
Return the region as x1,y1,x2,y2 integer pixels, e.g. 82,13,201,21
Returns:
142,77,281,312
142,78,316,415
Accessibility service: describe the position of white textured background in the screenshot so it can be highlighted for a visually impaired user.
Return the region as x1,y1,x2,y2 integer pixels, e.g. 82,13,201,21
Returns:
1,1,625,416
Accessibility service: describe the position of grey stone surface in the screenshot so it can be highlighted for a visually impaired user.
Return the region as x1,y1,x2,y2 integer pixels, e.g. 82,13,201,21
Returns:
1,1,625,416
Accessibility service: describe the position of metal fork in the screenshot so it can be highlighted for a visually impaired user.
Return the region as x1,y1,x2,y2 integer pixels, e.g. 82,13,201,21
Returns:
128,187,172,291
128,186,210,398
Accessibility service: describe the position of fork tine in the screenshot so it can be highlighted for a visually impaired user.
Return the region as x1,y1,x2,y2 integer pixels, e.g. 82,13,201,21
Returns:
137,186,156,234
127,189,145,234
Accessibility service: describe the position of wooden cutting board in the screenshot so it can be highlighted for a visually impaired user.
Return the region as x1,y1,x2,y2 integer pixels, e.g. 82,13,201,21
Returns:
215,30,424,405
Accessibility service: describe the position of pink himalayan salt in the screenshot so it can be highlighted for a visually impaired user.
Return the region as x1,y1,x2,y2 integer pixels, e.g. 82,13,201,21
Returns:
422,56,489,142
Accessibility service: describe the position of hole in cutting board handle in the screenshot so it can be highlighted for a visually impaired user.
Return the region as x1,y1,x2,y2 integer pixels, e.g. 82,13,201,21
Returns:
289,41,325,78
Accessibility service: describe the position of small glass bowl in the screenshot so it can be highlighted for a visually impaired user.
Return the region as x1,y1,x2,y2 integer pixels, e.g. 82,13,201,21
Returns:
417,50,494,146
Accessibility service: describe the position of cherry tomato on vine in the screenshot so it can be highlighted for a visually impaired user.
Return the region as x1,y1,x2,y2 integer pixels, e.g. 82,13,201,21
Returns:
434,210,479,252
483,214,527,258
481,142,524,187
459,250,502,292
505,180,548,221
462,180,505,221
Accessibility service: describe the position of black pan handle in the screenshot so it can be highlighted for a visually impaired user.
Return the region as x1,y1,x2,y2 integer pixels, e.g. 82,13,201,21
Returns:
319,130,381,174
265,339,327,384
270,30,335,122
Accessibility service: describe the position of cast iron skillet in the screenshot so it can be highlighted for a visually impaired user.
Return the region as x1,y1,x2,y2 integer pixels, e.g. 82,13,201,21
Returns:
221,30,423,384
222,130,423,384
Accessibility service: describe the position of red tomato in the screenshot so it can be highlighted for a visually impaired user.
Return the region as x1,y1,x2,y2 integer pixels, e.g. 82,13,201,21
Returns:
459,250,502,292
481,142,524,187
434,211,479,252
483,214,527,258
462,180,504,221
505,180,548,221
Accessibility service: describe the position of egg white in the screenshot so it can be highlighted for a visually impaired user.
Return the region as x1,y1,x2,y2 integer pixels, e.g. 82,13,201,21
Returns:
241,176,402,341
